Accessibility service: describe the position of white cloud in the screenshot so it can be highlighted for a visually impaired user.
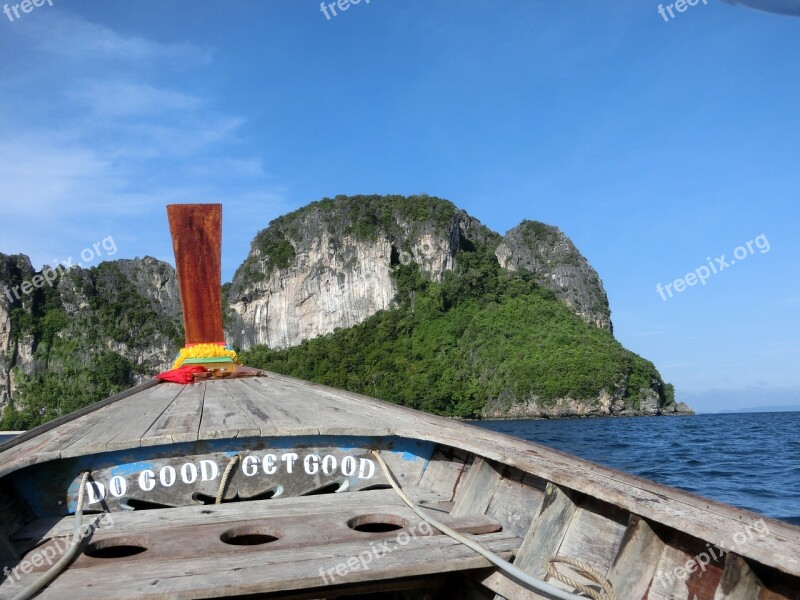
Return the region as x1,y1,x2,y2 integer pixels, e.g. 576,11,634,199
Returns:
0,10,286,280
70,81,205,118
24,12,213,66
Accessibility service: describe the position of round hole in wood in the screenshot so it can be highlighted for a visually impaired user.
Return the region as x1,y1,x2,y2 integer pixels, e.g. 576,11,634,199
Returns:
347,514,409,533
84,536,150,559
220,525,281,546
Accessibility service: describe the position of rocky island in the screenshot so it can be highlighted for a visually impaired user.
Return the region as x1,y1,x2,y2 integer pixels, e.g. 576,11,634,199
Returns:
0,195,693,429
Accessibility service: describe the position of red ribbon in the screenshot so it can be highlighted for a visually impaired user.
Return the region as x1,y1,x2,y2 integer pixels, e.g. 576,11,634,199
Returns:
156,364,208,384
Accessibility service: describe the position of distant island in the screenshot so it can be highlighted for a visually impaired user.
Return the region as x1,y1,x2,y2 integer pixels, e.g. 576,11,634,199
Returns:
716,405,800,414
0,195,693,429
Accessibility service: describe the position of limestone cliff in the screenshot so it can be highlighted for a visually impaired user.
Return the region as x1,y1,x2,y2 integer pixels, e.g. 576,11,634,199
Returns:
230,195,691,419
227,195,497,349
0,254,37,416
0,256,183,427
496,221,612,331
55,257,183,371
228,198,612,351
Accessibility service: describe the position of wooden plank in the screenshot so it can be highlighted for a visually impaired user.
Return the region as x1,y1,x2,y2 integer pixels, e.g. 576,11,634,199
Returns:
478,570,542,600
255,374,426,432
452,457,504,518
713,553,784,600
15,490,399,543
230,378,321,436
648,544,702,600
197,379,263,440
555,506,627,588
58,384,185,457
13,501,501,570
140,383,206,447
607,516,665,600
485,475,545,538
11,489,494,544
0,416,97,470
417,448,469,502
0,379,161,464
14,505,500,555
1,530,520,599
243,376,393,436
512,483,577,580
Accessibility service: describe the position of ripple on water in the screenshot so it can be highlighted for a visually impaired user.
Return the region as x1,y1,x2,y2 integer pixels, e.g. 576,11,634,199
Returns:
475,412,800,523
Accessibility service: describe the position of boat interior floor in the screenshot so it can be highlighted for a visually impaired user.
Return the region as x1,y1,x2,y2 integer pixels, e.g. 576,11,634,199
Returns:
1,488,520,599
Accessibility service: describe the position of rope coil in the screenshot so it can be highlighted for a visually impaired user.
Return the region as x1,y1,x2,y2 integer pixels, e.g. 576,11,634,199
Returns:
548,556,617,600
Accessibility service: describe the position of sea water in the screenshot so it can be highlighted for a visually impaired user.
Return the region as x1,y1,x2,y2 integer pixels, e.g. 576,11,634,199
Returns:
1,413,797,523
476,411,800,525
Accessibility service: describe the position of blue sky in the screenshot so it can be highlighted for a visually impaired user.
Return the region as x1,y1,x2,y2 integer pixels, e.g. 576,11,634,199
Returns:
1,0,798,412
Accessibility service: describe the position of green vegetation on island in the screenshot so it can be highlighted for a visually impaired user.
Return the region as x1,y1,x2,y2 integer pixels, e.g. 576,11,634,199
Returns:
240,240,668,418
1,262,182,430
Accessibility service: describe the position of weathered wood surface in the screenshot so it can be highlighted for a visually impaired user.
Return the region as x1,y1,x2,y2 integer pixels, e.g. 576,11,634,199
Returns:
416,447,470,503
513,484,577,580
1,370,799,577
452,457,504,518
714,553,786,600
1,490,518,600
197,379,262,440
236,376,394,436
648,543,719,600
10,490,463,548
267,373,800,577
607,515,665,600
140,383,206,446
62,384,185,458
1,533,519,600
485,472,545,538
166,204,224,345
553,505,627,592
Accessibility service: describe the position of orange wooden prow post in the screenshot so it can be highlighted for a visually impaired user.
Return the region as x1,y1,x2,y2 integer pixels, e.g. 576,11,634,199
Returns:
167,204,225,345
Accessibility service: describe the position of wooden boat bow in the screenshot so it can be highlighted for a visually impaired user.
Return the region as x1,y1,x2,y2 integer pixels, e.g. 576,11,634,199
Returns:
0,205,798,600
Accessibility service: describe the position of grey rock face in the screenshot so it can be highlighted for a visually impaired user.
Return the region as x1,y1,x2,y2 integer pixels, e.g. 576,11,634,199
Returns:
661,401,696,416
226,196,496,349
483,388,693,419
0,256,183,420
57,258,182,373
0,254,35,414
115,257,182,319
496,221,612,331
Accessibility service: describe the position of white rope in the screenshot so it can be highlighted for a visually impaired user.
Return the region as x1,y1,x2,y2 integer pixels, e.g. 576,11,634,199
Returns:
548,556,617,600
11,471,92,600
370,450,595,600
215,454,241,504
